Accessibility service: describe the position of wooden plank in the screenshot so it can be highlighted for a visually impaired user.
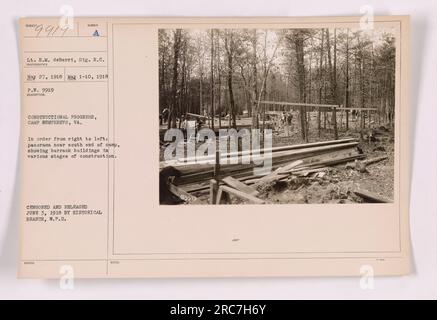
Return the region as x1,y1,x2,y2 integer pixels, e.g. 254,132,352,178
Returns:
183,153,365,194
337,107,378,111
171,141,358,175
295,167,330,177
253,160,302,188
275,160,304,175
240,153,364,185
186,112,206,119
354,188,392,203
346,156,388,172
218,186,266,204
259,101,377,112
169,142,360,185
168,183,204,204
179,148,362,188
165,137,357,166
363,156,388,165
215,186,224,204
259,100,338,109
222,176,259,196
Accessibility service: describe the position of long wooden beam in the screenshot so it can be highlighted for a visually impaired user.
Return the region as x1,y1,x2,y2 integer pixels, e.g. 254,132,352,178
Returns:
183,152,365,194
186,112,206,119
259,100,337,109
175,144,360,185
259,100,377,111
163,138,357,166
337,107,378,111
165,141,358,175
354,188,392,203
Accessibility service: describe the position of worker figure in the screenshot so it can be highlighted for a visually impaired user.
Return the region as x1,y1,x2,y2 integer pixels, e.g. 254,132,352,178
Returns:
180,115,187,130
281,112,286,125
196,118,203,131
284,112,293,137
280,111,286,135
285,112,293,136
161,108,169,124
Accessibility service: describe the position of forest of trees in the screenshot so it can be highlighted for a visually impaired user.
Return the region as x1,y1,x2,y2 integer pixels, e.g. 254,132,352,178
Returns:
159,28,396,135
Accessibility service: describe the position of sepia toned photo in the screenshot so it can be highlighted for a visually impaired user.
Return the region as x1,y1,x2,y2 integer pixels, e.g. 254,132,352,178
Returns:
159,27,396,205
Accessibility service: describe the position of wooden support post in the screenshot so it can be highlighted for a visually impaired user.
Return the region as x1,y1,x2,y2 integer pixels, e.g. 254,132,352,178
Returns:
317,106,321,138
333,106,338,140
346,109,349,131
368,110,371,128
305,105,309,142
216,186,224,204
210,150,221,204
214,150,220,179
301,105,308,143
340,105,344,131
262,103,266,142
209,179,218,204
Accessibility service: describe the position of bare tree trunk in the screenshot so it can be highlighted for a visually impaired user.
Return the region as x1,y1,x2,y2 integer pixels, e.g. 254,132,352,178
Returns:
200,72,203,119
168,29,181,129
293,30,307,142
318,29,324,137
180,37,187,123
357,34,365,140
262,30,268,135
216,31,222,129
218,71,222,129
345,29,350,131
326,29,333,104
210,29,215,130
251,30,259,129
332,28,338,105
225,33,236,128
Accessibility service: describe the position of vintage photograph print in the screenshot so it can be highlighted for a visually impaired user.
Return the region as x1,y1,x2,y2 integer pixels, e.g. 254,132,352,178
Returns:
159,27,396,205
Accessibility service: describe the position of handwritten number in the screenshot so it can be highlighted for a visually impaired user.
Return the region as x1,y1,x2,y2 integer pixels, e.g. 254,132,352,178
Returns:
35,24,43,37
34,24,66,37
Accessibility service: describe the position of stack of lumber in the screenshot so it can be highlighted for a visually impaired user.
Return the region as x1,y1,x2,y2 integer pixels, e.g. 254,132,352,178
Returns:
160,138,364,195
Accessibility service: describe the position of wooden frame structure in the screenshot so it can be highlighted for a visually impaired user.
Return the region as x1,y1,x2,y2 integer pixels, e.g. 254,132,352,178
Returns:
258,100,378,140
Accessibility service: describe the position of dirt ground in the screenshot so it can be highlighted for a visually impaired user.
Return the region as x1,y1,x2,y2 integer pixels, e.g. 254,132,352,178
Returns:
260,140,394,204
260,111,395,204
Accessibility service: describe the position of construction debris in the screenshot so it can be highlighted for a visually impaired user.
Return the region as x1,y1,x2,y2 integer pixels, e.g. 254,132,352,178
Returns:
346,156,388,172
161,138,363,188
252,160,302,191
216,185,266,205
168,183,204,204
159,135,394,205
222,176,259,196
